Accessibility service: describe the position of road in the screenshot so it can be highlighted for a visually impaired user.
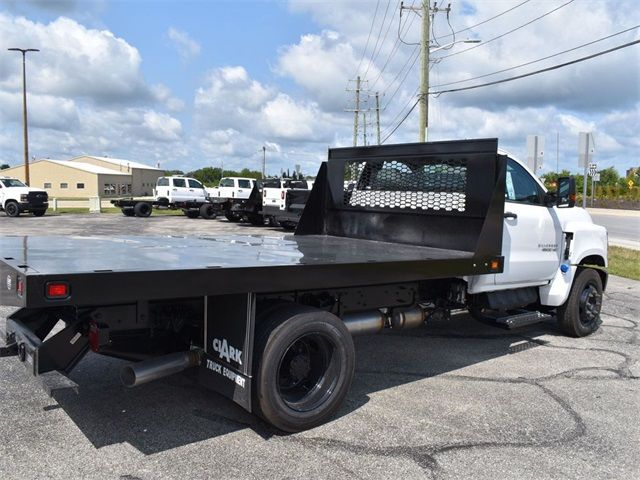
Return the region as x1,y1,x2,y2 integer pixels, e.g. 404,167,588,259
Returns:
588,208,640,250
0,214,638,479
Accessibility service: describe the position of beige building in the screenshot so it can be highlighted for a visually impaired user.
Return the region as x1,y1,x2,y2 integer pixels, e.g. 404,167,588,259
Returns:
71,156,162,196
1,156,163,198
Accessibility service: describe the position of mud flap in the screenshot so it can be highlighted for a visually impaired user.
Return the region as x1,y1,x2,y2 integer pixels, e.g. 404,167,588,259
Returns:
197,293,256,412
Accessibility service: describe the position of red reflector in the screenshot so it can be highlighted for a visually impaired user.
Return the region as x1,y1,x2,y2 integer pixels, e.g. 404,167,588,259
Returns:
17,278,24,296
281,191,285,199
46,282,69,298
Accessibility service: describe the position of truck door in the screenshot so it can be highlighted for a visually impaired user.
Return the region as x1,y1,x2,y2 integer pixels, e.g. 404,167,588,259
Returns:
171,177,188,202
187,178,206,201
237,179,252,199
495,159,561,287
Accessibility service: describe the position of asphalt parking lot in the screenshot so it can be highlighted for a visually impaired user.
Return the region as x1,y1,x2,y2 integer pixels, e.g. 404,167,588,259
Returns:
0,213,638,479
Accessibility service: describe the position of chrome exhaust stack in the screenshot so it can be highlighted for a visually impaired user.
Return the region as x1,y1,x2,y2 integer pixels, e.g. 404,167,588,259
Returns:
121,350,201,387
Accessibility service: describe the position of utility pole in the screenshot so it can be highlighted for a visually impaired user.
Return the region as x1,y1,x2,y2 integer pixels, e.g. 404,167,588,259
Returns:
418,1,430,142
8,47,39,186
363,112,367,146
346,76,362,146
375,92,381,145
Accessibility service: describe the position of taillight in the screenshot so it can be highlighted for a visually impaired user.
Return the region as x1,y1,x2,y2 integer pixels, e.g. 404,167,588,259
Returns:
17,278,24,296
46,282,70,299
281,191,285,199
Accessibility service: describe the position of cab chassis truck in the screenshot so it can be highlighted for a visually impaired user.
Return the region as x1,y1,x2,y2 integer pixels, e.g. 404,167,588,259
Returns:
111,198,220,219
0,139,606,432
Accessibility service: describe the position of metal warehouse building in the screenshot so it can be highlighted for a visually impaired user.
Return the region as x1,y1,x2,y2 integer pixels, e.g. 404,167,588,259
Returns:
2,156,163,198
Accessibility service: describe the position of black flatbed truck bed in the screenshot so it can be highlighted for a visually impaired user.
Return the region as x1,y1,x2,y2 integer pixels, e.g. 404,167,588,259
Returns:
0,234,481,309
1,138,507,432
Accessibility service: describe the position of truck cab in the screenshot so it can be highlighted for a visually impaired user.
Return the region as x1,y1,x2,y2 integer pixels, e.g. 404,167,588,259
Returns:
0,177,48,217
465,151,607,336
154,176,208,204
207,177,255,200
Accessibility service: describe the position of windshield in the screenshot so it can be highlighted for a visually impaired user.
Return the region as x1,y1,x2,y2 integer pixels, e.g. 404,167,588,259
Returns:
1,179,26,188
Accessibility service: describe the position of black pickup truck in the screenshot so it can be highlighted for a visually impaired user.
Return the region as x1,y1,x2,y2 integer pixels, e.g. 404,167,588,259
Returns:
0,139,597,432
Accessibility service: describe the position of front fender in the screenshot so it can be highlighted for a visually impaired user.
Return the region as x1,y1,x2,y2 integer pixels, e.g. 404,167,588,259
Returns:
539,220,607,307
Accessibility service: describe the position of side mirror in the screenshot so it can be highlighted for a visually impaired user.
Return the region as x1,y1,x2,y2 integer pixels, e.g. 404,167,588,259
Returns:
556,176,576,208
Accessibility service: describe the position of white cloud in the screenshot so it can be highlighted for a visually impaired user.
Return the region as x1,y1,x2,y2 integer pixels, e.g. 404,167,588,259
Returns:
167,27,201,62
276,30,364,111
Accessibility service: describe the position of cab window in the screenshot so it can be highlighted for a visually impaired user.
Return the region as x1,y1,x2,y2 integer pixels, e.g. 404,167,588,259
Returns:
172,178,186,188
506,160,543,205
219,178,235,187
188,179,204,189
157,177,169,187
238,179,252,189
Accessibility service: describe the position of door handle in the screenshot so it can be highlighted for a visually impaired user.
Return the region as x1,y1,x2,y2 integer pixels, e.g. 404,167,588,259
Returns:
504,212,518,219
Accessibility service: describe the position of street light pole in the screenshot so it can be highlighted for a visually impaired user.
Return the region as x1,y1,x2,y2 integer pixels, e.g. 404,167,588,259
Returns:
8,48,39,186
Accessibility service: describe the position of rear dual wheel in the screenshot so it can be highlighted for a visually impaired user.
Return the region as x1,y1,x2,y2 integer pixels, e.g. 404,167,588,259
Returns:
134,202,152,218
253,304,355,432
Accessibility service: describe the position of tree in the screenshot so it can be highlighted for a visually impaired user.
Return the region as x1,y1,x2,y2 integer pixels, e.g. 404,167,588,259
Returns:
597,167,619,186
0,163,9,170
164,169,184,176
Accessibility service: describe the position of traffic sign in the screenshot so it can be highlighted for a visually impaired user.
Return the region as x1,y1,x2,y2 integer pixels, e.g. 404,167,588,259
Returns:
629,179,635,189
593,173,601,182
588,163,597,177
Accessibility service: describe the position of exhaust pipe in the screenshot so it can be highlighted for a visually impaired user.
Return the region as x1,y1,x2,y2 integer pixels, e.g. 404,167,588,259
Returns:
390,306,425,330
121,350,201,387
343,306,426,336
342,311,386,336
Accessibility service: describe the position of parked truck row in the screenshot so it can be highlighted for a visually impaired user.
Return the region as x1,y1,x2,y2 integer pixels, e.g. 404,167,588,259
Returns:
111,174,313,230
1,139,607,432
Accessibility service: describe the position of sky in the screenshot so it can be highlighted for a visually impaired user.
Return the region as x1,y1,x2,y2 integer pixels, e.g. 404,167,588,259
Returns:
0,0,638,177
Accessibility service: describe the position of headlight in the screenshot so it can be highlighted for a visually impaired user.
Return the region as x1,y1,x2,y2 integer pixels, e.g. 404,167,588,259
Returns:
20,194,28,202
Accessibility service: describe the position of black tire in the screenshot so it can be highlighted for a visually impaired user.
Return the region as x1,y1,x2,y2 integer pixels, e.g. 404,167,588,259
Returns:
225,212,241,222
4,201,20,217
248,214,265,226
185,210,200,219
279,221,297,231
557,268,603,337
199,204,217,220
122,207,135,217
253,304,355,432
134,202,152,218
31,209,46,217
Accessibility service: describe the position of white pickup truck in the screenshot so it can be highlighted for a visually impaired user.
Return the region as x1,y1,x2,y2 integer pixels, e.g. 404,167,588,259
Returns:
0,177,48,217
153,176,208,204
206,177,256,200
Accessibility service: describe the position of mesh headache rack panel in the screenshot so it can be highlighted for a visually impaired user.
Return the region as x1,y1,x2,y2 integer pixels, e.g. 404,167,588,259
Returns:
343,158,467,212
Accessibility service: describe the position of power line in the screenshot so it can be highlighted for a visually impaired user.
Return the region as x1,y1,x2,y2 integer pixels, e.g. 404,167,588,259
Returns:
380,86,419,137
429,40,640,95
431,25,640,88
382,46,420,108
370,1,416,90
365,0,400,81
355,0,381,77
363,0,393,80
437,0,575,60
381,98,420,143
434,0,532,41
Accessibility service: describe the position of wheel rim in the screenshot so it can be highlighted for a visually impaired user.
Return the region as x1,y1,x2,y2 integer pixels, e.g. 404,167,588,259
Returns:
579,283,601,326
7,204,17,216
277,332,339,412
